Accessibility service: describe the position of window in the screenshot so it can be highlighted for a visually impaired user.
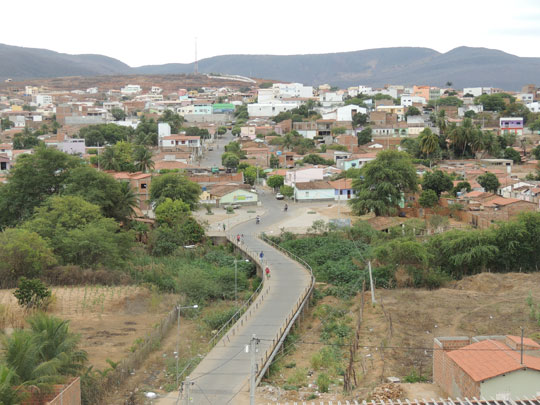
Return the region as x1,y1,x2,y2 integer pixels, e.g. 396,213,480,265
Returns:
141,183,147,189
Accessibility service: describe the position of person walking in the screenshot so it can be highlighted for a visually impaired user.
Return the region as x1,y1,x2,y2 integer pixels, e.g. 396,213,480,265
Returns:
223,223,226,232
265,267,271,279
259,251,264,262
237,234,241,244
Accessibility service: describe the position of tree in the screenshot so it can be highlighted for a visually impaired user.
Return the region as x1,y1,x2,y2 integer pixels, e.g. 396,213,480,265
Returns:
217,126,227,136
242,166,261,185
451,181,471,196
99,146,120,171
111,108,126,121
302,154,334,166
27,313,88,376
464,110,477,119
270,154,280,168
331,127,346,135
0,229,56,287
115,181,138,222
279,185,294,198
13,278,51,309
352,113,368,128
0,364,23,404
419,189,439,208
349,150,418,216
532,145,540,160
149,217,205,256
405,106,421,118
13,127,40,149
477,172,500,193
23,196,132,268
475,93,514,111
418,128,439,159
231,127,241,136
529,119,540,133
267,175,284,190
159,110,184,133
155,198,190,226
0,147,82,227
222,152,240,169
503,147,521,164
436,96,463,107
422,170,453,197
357,127,372,145
1,117,13,131
150,173,201,209
133,145,155,172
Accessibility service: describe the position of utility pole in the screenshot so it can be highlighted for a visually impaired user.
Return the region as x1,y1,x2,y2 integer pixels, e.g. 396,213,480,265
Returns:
249,334,259,405
368,261,376,304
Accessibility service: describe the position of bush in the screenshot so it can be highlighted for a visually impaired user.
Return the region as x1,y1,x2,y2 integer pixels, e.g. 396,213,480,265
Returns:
286,367,307,387
202,307,238,330
317,373,331,393
403,369,428,383
13,277,51,309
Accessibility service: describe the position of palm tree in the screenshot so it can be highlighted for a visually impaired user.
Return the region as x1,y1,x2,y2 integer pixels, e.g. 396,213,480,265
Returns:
27,313,87,377
99,146,120,171
133,146,154,173
419,128,439,160
2,330,62,390
0,364,24,404
114,181,138,222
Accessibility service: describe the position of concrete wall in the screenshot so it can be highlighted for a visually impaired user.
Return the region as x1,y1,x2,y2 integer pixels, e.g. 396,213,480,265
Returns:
295,188,334,201
482,369,540,398
220,189,258,205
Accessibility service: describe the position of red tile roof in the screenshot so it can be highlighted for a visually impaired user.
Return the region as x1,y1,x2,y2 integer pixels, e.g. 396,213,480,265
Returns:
447,339,540,382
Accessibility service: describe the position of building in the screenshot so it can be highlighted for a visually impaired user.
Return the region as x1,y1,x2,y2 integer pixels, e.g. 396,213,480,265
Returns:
112,172,152,216
329,178,355,201
463,87,493,97
434,335,540,399
160,135,202,155
212,103,235,113
284,167,324,186
499,117,524,136
336,153,377,170
294,181,334,201
208,184,258,206
35,94,53,106
121,84,142,95
59,138,85,156
401,95,426,107
247,102,298,118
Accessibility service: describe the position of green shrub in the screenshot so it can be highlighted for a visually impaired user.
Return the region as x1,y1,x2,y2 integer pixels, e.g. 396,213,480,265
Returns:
403,369,428,383
13,277,51,309
317,373,331,393
202,307,238,330
286,367,307,387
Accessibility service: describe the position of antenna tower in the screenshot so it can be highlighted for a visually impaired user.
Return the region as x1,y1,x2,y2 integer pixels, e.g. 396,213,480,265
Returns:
194,37,198,75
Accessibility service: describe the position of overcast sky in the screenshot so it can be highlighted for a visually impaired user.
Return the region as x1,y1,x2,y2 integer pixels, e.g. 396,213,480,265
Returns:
2,0,540,67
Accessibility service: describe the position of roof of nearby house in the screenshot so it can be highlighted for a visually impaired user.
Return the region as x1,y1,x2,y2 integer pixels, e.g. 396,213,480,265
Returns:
329,178,353,189
163,135,200,141
462,191,494,199
208,183,252,197
447,338,540,382
484,197,525,207
154,161,189,171
294,181,333,190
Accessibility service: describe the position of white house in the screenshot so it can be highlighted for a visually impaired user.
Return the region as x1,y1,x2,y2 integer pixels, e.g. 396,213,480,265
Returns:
463,87,492,97
121,84,142,95
285,167,325,186
247,102,298,118
161,135,202,155
158,122,171,141
319,92,343,106
526,102,540,113
458,104,484,117
401,95,426,107
59,139,85,156
35,94,53,106
294,181,335,201
322,105,367,122
273,83,313,98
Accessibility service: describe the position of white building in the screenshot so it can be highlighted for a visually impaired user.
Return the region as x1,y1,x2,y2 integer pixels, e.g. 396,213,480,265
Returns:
86,87,98,94
247,102,298,118
121,84,142,95
458,105,484,117
158,122,171,140
463,87,492,97
273,83,313,98
526,102,540,113
517,93,534,103
401,95,426,107
103,101,124,111
150,86,163,94
35,94,53,106
59,139,85,156
322,105,367,121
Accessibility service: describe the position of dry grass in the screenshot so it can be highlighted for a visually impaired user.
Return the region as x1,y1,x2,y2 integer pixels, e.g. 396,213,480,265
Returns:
262,272,540,402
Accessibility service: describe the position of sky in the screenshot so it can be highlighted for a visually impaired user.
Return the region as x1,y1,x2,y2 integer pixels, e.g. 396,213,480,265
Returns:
2,0,540,67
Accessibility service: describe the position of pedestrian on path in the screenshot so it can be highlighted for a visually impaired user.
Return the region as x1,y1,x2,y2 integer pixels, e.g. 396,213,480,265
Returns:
265,267,271,279
259,251,264,262
237,234,241,244
223,223,226,232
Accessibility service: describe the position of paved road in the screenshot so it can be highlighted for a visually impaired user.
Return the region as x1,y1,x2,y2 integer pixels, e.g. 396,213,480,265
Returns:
158,144,312,404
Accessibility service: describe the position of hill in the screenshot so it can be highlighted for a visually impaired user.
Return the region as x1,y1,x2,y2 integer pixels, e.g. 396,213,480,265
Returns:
2,43,540,89
0,43,131,79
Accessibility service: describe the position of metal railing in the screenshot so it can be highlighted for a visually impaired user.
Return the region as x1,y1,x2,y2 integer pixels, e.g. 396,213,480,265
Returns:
256,233,316,384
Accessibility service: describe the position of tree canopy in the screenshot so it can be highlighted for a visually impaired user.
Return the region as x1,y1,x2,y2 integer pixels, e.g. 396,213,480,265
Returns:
150,173,201,209
477,172,500,193
349,150,418,216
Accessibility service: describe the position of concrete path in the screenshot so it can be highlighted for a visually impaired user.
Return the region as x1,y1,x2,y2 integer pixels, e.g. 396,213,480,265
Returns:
158,193,313,404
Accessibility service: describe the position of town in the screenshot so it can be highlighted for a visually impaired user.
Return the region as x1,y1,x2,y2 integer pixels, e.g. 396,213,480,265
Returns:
1,72,540,405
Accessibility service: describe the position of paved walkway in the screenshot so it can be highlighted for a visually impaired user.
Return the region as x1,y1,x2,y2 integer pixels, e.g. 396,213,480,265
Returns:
158,197,312,404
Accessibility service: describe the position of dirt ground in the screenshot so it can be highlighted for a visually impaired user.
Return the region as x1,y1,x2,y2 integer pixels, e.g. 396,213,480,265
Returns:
259,272,540,402
0,286,177,370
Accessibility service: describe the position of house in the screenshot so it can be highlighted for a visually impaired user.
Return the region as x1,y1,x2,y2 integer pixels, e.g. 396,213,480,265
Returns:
284,167,324,186
329,178,355,200
0,156,10,171
160,136,202,155
336,152,377,170
434,335,540,399
206,184,258,206
120,84,142,95
59,138,85,156
294,181,334,201
247,102,298,118
112,172,152,216
499,117,524,136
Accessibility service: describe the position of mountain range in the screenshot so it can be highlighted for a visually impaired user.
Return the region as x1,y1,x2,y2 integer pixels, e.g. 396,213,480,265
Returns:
1,43,540,90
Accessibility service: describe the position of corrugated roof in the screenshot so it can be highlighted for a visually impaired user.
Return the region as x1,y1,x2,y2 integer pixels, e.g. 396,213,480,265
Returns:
295,181,333,190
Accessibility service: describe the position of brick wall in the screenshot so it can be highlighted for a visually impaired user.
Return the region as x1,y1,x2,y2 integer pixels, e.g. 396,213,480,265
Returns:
433,338,481,397
21,377,80,405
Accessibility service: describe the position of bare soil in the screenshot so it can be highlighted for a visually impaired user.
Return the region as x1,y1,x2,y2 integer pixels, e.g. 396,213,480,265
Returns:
259,272,540,402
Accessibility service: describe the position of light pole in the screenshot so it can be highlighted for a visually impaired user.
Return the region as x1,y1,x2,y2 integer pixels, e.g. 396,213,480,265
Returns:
176,304,199,389
234,259,237,304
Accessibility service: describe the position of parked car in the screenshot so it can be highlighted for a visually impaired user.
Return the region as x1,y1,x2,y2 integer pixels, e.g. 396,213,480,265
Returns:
275,193,284,200
224,204,241,210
